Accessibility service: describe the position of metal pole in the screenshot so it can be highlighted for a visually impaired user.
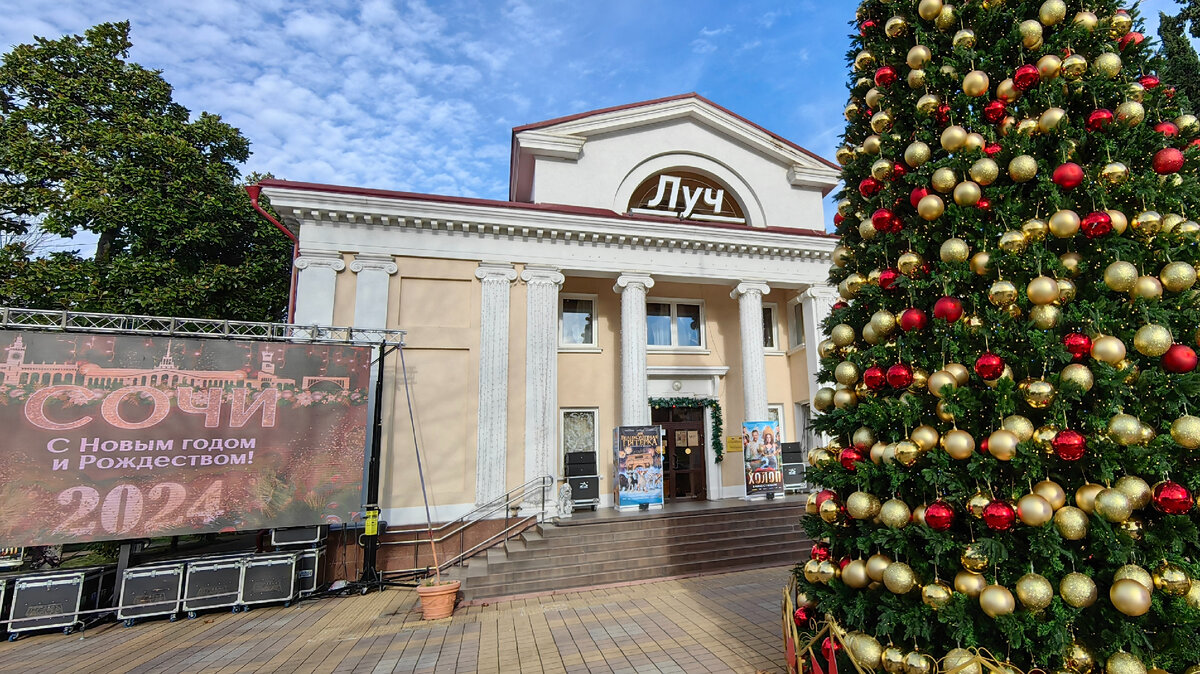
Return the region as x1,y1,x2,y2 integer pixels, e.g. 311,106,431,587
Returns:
360,343,388,585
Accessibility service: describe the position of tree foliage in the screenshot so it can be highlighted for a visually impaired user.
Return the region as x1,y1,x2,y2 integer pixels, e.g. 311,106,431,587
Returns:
0,22,291,320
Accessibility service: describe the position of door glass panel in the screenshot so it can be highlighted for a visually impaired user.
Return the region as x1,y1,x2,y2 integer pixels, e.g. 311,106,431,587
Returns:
675,473,692,498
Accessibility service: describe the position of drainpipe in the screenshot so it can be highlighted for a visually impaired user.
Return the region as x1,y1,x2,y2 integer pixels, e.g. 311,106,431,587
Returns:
245,184,299,323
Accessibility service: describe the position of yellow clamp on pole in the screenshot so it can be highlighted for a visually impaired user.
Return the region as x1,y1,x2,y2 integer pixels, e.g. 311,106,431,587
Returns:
364,507,380,536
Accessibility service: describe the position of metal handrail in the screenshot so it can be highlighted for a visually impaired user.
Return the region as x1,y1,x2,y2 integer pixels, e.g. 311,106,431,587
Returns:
378,474,553,576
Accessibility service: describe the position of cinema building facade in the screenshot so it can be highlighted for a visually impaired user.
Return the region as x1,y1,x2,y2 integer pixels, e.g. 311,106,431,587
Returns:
260,94,841,526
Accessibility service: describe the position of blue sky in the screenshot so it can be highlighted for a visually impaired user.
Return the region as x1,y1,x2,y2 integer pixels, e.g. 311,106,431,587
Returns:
0,0,1190,235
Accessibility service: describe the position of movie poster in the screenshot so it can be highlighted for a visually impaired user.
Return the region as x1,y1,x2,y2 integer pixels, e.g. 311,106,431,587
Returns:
743,420,783,496
0,330,372,546
613,426,664,509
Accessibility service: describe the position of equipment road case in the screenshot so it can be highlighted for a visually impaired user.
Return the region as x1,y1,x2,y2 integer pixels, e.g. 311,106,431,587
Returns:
270,526,327,547
239,553,297,609
117,562,185,626
183,556,245,618
9,567,114,639
295,547,325,597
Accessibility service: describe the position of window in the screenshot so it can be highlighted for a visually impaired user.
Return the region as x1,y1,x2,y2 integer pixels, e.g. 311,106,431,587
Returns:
646,300,705,348
560,295,596,348
790,300,805,349
768,403,786,442
763,304,778,350
560,408,598,462
796,403,819,450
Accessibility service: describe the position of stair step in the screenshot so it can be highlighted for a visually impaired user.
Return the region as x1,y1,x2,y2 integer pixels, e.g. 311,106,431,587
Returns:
504,538,526,554
545,507,806,536
522,530,546,547
486,548,508,564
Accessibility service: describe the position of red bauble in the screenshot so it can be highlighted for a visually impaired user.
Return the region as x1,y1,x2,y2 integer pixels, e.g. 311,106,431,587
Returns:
1155,121,1179,137
1163,344,1198,373
878,268,900,290
822,637,843,660
1063,333,1092,360
859,19,876,35
935,103,951,125
974,352,1005,380
910,186,929,208
875,66,898,87
983,100,1007,123
1192,138,1200,150
976,197,991,211
859,177,883,198
839,557,851,569
839,448,864,471
833,213,845,227
872,208,896,231
1053,162,1085,189
1153,481,1193,515
925,500,955,531
1119,32,1144,50
1153,148,1185,175
1139,74,1161,89
810,542,831,561
933,296,963,322
891,162,908,180
899,307,928,332
886,363,914,389
1013,64,1040,90
1052,429,1087,461
814,489,837,508
832,301,849,311
1087,108,1115,131
794,606,812,627
984,142,1002,156
982,501,1016,531
863,365,887,391
1081,211,1113,238
979,436,990,455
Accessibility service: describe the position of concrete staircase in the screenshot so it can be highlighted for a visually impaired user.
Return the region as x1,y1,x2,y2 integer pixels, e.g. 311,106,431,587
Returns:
460,500,810,601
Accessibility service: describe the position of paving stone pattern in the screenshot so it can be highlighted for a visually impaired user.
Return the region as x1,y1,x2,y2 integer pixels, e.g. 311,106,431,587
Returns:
0,566,790,674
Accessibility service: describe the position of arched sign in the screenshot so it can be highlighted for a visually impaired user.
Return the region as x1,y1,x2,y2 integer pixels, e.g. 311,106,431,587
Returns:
627,170,746,224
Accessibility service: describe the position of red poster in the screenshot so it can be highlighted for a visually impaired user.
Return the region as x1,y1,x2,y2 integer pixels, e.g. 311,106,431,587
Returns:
0,330,372,546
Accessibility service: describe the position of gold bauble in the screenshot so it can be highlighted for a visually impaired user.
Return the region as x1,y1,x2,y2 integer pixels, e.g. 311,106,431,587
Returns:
833,388,858,410
989,280,1018,306
928,370,957,398
1076,484,1104,515
854,51,876,71
1016,573,1054,610
866,553,892,582
1058,278,1076,302
1108,12,1134,37
955,570,987,597
1018,493,1054,526
905,141,932,167
1049,209,1081,238
918,0,944,20
805,491,819,514
1004,304,1023,319
1177,113,1200,134
895,440,921,467
1114,564,1153,591
998,230,1027,253
870,441,887,465
1003,415,1035,441
819,498,842,523
1020,19,1044,48
831,323,856,346
835,145,856,164
1009,154,1038,182
1092,336,1127,364
953,29,976,48
883,562,917,594
831,245,853,268
935,6,957,30
922,580,953,610
865,86,884,108
946,363,969,385
898,252,925,277
1110,578,1152,616
1060,252,1082,277
1027,276,1060,305
910,425,939,452
1039,107,1069,133
1161,261,1198,292
941,429,975,459
936,400,955,423
1094,52,1122,79
871,310,897,336
1033,426,1058,453
853,633,884,670
1134,324,1173,357
871,159,893,181
1034,480,1067,510
988,430,1019,460
970,158,1000,186
843,559,871,589
847,491,882,520
818,339,838,358
907,45,932,69
960,543,989,572
1116,100,1145,127
1171,415,1200,449
908,69,927,89
967,491,992,518
1095,488,1133,523
1038,54,1062,79
910,368,929,391
1022,215,1047,241
871,110,893,133
1101,162,1130,185
954,181,982,206
860,219,877,241
970,251,991,275
1132,276,1163,301
933,167,959,192
963,70,990,97
997,78,1020,102
835,360,860,386
918,195,945,221
885,15,909,37
980,585,1016,617
813,387,835,412
1106,653,1145,674
917,93,941,115
1039,0,1067,25
1075,10,1099,30
1187,580,1200,609
864,135,883,156
815,560,838,582
1104,261,1138,292
1060,572,1098,608
803,559,821,582
1030,304,1061,329
1164,213,1186,233
941,238,970,263
1054,506,1089,540
1133,210,1164,237
1062,53,1088,79
1067,641,1096,674
880,499,912,529
1115,475,1152,509
906,651,936,674
985,365,1013,389
883,648,907,674
1016,118,1039,136
1153,562,1191,596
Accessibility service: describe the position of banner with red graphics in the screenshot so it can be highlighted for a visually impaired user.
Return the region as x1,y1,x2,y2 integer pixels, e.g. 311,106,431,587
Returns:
0,330,372,546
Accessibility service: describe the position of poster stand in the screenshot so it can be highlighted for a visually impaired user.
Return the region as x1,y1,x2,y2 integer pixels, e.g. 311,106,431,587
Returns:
742,420,784,501
613,426,665,511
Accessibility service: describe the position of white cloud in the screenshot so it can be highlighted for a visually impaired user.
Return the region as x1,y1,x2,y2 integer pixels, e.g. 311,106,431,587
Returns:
691,38,717,54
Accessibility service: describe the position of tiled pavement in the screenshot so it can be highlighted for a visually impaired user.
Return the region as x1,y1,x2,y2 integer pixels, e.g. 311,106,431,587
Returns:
0,565,790,674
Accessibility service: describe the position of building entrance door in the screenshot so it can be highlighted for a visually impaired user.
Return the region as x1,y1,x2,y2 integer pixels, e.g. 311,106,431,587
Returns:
651,406,707,501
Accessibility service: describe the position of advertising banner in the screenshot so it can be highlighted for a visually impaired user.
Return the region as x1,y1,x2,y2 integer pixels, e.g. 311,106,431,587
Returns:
0,330,372,546
613,426,664,509
743,420,783,496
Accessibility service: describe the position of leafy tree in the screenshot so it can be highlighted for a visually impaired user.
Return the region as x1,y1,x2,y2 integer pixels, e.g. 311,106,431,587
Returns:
1159,9,1200,107
0,22,291,320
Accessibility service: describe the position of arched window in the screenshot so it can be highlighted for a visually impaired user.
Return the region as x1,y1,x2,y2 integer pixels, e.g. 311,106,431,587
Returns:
627,170,745,224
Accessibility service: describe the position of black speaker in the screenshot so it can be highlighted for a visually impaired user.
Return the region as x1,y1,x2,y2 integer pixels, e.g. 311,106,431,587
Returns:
565,451,595,465
271,526,327,547
568,476,599,500
783,464,806,487
565,462,597,476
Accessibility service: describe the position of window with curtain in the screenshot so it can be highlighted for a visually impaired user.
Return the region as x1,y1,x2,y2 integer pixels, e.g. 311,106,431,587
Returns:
560,296,595,347
647,303,672,346
762,304,777,349
646,300,704,348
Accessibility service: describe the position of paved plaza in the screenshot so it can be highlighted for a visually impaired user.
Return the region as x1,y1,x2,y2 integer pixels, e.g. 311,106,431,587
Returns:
0,566,790,674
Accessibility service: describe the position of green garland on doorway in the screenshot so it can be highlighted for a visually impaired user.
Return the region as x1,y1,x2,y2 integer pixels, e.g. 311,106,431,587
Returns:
647,397,725,463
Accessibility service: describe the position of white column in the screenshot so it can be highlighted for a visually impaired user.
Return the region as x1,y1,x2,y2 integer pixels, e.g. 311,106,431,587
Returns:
474,263,518,506
732,281,771,421
614,274,655,426
800,285,839,414
520,266,565,504
293,251,345,329
349,254,398,330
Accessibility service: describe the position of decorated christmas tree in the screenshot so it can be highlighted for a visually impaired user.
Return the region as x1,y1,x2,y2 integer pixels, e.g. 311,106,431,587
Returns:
799,2,1200,673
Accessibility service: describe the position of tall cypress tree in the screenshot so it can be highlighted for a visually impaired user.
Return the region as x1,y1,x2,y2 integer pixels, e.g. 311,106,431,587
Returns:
1159,12,1200,108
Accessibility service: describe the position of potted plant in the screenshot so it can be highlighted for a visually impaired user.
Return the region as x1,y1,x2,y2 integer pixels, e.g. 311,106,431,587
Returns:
416,574,460,620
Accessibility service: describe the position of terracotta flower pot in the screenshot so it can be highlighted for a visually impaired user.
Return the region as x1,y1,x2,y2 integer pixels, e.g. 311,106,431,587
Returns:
416,580,460,620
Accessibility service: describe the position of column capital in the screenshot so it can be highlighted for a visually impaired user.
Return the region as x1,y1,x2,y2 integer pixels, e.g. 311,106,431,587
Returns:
730,281,771,300
613,273,654,294
800,285,839,301
475,262,518,282
350,253,398,275
520,266,564,286
295,252,345,272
